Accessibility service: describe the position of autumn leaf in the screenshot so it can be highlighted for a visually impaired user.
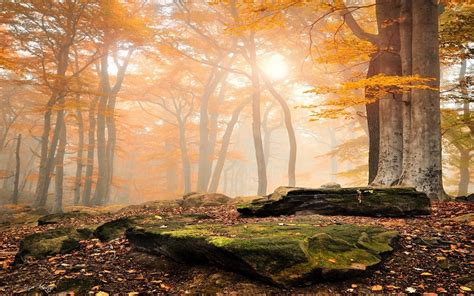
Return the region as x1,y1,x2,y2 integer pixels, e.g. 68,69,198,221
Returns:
371,285,383,291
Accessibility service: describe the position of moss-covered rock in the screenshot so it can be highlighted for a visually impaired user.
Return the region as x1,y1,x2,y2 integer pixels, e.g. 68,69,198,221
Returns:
126,215,398,287
238,186,431,218
14,227,93,264
94,217,135,242
37,211,92,225
179,192,231,208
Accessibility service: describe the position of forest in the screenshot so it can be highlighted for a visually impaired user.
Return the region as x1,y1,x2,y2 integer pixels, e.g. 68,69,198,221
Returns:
0,0,472,295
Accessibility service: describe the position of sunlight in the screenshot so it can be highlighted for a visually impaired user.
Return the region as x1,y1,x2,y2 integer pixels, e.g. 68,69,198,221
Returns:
262,54,288,80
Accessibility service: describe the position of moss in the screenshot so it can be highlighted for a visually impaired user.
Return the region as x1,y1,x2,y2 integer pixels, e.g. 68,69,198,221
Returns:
14,227,90,264
94,217,136,242
126,216,399,287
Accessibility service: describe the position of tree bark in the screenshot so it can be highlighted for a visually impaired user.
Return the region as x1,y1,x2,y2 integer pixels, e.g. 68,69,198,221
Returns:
82,97,98,206
53,112,66,214
458,149,470,196
11,134,21,204
260,72,297,187
208,100,248,192
370,0,403,186
400,0,445,199
178,119,192,194
74,94,84,205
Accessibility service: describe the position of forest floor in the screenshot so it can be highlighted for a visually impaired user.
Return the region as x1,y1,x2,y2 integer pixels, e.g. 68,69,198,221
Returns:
0,201,473,295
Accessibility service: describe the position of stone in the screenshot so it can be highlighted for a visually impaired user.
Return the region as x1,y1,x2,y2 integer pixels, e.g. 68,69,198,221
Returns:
320,182,342,189
238,186,431,218
56,276,101,294
178,192,231,208
38,211,92,225
14,227,93,264
126,215,399,287
94,217,137,242
454,194,474,203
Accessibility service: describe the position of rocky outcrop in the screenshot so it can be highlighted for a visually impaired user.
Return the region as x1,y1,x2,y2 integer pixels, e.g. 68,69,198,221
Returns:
126,215,399,287
178,192,231,208
238,186,431,218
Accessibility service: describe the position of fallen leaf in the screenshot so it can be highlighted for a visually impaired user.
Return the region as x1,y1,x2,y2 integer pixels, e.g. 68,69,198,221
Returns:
436,287,447,292
327,258,336,263
371,285,383,291
420,272,433,276
54,269,67,275
95,292,109,296
460,286,472,292
405,287,417,293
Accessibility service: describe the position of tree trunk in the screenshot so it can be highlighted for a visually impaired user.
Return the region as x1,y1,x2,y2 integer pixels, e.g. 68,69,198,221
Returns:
260,73,297,187
398,0,413,185
82,97,98,206
400,0,445,199
165,139,178,193
105,93,117,203
370,0,403,186
208,100,248,192
458,149,470,196
53,114,66,214
73,95,84,205
11,134,21,204
178,120,192,194
246,35,267,196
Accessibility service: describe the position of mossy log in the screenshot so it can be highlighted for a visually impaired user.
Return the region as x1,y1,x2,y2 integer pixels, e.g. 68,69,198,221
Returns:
126,215,398,287
237,186,431,218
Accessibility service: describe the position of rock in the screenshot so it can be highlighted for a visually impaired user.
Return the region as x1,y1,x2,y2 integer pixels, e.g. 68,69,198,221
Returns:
38,211,92,225
14,227,93,264
179,192,231,208
238,186,431,218
320,182,341,189
126,215,399,287
94,217,136,242
454,194,474,203
56,276,101,294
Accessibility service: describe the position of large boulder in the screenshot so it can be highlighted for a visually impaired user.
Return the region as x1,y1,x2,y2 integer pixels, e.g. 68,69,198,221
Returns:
178,192,231,208
14,227,93,264
126,215,399,287
238,186,431,217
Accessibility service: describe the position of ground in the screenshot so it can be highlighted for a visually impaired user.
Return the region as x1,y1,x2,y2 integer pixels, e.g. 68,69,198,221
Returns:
0,201,472,295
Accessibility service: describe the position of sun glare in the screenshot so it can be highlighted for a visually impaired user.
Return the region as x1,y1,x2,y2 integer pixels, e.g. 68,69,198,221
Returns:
262,54,288,81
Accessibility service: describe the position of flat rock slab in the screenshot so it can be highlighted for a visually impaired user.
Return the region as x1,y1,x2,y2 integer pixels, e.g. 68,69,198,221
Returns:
126,215,398,287
237,186,431,218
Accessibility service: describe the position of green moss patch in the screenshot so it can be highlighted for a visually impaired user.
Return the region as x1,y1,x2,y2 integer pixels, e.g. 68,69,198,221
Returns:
38,211,92,225
126,215,398,286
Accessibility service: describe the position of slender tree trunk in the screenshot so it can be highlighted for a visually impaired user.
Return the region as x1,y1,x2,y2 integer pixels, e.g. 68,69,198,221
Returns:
260,73,297,187
105,93,117,202
400,0,445,199
458,149,470,196
208,100,248,192
165,139,178,193
94,54,110,205
178,120,192,194
82,97,98,206
74,95,84,205
11,134,21,204
370,0,403,186
53,114,66,214
329,128,338,182
246,35,267,195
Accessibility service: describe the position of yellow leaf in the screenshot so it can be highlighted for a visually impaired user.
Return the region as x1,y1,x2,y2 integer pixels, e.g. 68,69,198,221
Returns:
420,272,433,276
371,285,383,291
96,292,109,296
327,258,337,263
460,286,472,292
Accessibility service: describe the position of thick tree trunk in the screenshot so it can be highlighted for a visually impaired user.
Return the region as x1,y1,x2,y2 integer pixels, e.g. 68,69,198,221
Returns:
370,0,403,186
53,114,66,214
400,0,445,199
366,99,379,184
73,95,84,205
208,100,248,193
82,97,98,206
11,134,21,204
399,0,413,184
